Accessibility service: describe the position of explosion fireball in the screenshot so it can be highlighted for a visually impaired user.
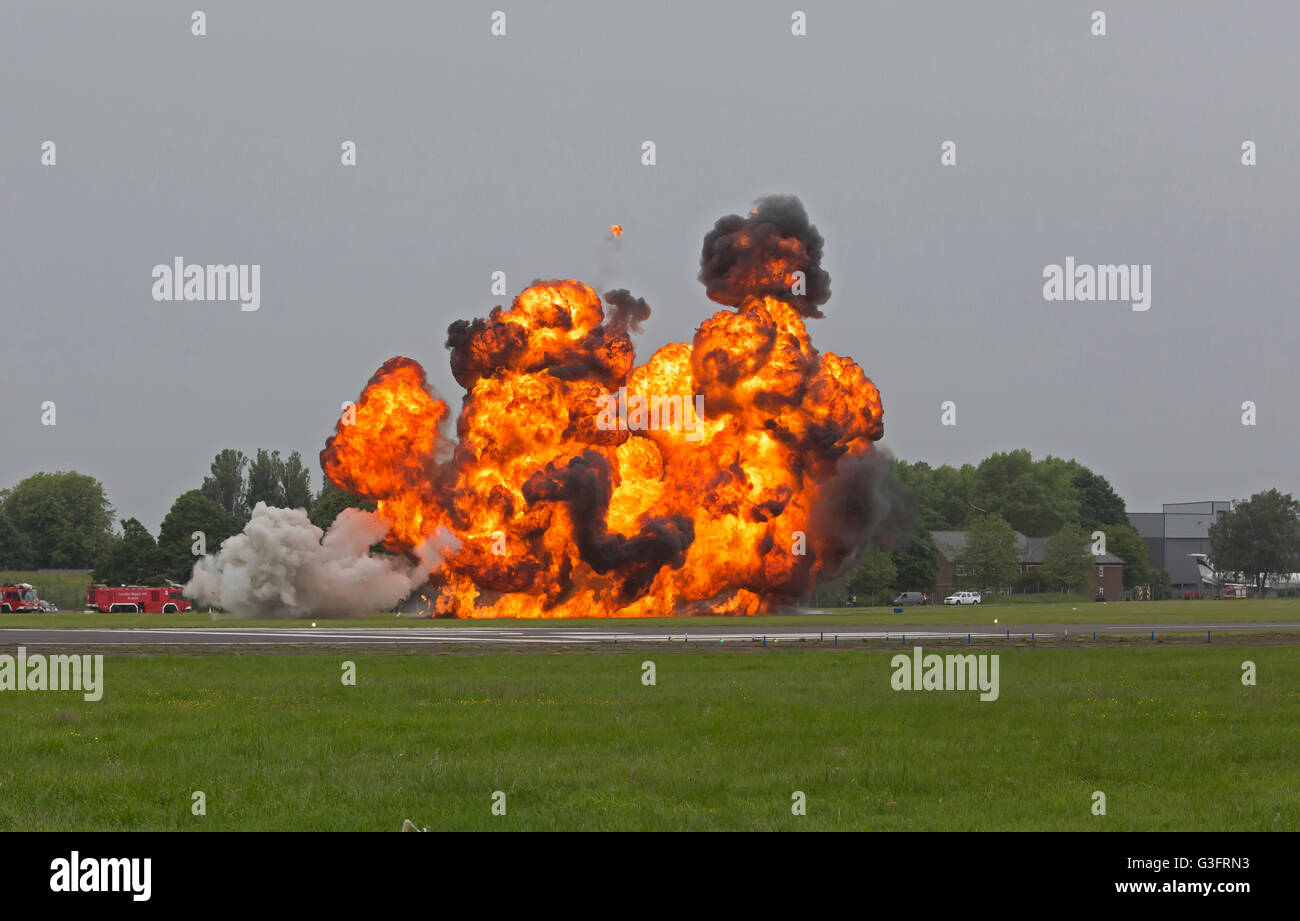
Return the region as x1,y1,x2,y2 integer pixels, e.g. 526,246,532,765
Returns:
321,195,886,618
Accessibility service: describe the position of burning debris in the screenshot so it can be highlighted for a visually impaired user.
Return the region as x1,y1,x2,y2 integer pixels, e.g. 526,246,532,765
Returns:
320,195,887,617
608,224,623,238
185,504,457,619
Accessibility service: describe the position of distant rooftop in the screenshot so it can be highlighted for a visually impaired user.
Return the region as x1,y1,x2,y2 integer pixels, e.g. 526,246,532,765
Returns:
932,530,1124,565
1129,501,1231,541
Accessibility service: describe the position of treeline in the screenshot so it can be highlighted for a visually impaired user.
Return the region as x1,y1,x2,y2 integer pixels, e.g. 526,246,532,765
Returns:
6,447,1295,600
837,450,1156,600
845,453,1300,601
1208,489,1300,595
0,450,371,587
896,450,1127,535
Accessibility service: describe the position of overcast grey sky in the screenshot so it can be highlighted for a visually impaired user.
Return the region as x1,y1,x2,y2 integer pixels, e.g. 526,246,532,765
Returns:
3,1,1298,533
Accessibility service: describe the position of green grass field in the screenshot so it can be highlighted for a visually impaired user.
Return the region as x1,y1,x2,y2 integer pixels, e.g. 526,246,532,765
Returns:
0,645,1294,830
2,597,1297,629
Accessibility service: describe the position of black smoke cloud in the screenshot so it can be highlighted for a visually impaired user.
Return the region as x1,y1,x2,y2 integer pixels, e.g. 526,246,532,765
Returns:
523,449,695,601
807,448,904,584
698,194,831,318
602,288,652,334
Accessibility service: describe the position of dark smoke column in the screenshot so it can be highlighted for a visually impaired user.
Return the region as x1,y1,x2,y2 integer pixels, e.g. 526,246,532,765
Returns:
699,194,832,318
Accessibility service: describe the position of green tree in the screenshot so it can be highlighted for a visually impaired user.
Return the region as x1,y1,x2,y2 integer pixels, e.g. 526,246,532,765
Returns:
891,530,938,592
972,451,1078,537
1101,523,1150,589
0,510,33,569
245,449,285,510
157,490,242,582
1208,490,1300,596
1038,524,1093,593
201,449,249,521
893,461,936,529
847,546,898,602
0,471,115,568
955,514,1020,590
931,465,978,529
93,518,164,585
310,480,376,531
1151,568,1172,598
1070,465,1128,530
895,461,977,531
280,451,313,511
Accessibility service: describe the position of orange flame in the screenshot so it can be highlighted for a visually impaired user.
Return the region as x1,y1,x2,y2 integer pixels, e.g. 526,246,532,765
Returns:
322,203,883,617
609,224,623,238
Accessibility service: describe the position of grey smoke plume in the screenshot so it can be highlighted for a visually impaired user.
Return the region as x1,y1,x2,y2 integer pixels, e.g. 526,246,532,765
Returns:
602,288,652,334
185,503,457,618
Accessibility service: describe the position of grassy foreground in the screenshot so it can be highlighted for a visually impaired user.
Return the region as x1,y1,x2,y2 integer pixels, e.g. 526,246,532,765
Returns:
0,646,1295,831
3,597,1298,629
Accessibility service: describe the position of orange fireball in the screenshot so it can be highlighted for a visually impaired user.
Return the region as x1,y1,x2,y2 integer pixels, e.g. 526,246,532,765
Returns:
321,196,884,617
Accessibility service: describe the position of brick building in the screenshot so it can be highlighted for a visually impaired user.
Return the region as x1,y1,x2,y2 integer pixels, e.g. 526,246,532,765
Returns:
933,530,1125,598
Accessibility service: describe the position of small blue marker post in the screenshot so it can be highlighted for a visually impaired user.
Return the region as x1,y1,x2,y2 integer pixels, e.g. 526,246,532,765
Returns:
1031,633,1034,642
1151,631,1155,642
967,633,971,644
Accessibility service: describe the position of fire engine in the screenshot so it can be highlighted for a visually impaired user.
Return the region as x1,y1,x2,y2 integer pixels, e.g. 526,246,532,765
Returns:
85,584,192,613
0,583,41,613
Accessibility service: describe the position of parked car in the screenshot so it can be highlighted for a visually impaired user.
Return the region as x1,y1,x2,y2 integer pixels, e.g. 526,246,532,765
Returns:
943,591,982,606
891,592,928,606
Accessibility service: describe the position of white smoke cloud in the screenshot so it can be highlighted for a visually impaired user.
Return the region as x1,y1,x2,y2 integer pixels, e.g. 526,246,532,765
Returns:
185,503,458,619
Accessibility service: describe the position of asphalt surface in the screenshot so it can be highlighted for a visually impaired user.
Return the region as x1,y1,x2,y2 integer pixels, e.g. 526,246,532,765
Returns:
1,622,1297,649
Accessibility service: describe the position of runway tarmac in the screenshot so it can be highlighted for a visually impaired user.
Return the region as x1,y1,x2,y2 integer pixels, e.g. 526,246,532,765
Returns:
1,622,1297,649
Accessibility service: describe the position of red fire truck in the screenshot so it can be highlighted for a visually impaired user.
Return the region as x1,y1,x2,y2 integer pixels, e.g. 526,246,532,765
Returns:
0,583,41,613
85,584,192,613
